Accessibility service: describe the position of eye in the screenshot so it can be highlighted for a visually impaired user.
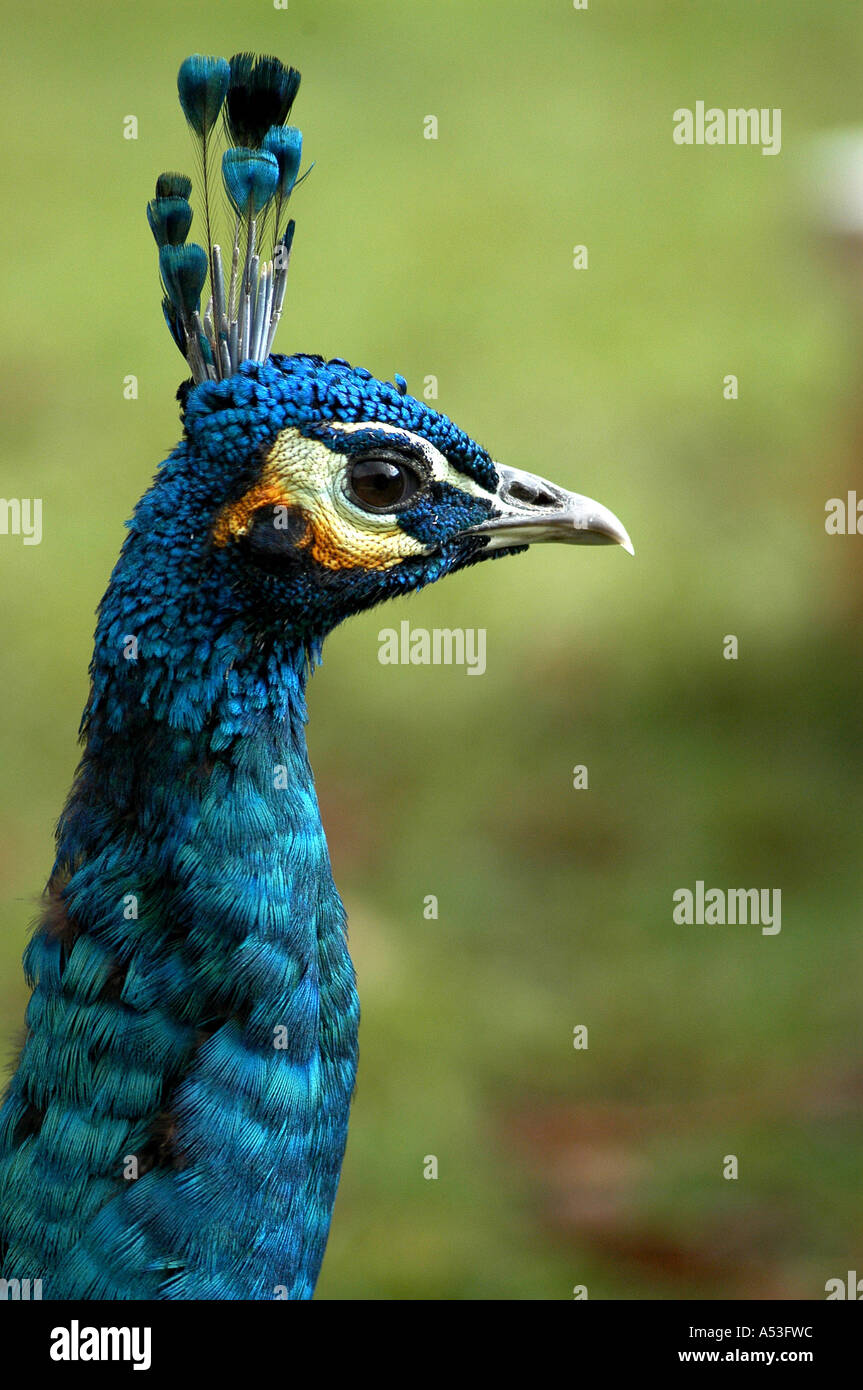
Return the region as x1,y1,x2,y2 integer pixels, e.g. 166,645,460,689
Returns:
347,453,424,513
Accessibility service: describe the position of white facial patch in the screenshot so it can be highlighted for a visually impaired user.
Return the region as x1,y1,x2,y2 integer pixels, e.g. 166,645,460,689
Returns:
213,422,497,572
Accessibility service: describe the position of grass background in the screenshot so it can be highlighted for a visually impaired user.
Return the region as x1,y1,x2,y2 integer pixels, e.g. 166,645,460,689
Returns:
1,0,863,1298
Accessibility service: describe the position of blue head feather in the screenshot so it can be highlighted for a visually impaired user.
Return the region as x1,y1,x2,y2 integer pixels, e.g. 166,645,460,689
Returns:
225,52,300,148
177,55,230,138
159,243,208,321
262,126,302,200
161,295,186,353
221,147,280,217
278,218,296,259
147,197,193,248
155,171,192,200
148,52,307,379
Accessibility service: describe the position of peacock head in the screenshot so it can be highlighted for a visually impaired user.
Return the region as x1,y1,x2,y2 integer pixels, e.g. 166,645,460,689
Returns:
129,52,631,667
171,352,633,642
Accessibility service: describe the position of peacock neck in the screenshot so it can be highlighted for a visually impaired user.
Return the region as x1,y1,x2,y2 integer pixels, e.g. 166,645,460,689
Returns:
29,621,360,1297
2,457,360,1299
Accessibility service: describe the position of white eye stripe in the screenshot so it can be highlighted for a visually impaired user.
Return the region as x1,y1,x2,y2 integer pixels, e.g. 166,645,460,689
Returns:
325,420,444,478
325,420,493,500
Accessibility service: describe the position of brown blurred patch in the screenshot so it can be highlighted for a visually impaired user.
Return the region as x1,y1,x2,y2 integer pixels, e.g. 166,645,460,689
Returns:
481,793,631,869
497,1067,863,1299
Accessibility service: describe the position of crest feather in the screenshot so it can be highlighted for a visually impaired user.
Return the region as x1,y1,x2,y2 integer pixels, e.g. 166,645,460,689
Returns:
147,51,307,384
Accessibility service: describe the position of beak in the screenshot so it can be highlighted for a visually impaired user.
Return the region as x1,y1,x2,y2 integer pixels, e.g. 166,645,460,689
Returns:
466,464,634,556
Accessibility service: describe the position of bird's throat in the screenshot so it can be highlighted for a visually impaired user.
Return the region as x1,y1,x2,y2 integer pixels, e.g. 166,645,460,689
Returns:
3,637,359,1299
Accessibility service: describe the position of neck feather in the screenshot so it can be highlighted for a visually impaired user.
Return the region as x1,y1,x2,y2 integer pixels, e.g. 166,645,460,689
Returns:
6,578,358,1298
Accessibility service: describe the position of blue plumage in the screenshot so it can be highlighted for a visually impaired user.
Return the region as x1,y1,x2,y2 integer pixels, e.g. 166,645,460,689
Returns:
155,172,192,201
177,55,230,139
151,51,307,382
0,51,632,1301
147,196,193,248
159,243,207,320
262,126,303,201
221,148,280,218
225,53,300,149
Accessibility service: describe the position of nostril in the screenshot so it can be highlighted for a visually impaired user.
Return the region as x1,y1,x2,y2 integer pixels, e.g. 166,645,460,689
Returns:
506,482,535,504
506,481,556,509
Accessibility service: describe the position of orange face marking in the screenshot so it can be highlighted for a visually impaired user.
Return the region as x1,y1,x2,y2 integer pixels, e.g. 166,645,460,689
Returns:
212,465,292,548
212,466,372,569
212,427,431,571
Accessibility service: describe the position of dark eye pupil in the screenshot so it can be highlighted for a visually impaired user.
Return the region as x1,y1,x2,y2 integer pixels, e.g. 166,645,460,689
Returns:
349,456,420,511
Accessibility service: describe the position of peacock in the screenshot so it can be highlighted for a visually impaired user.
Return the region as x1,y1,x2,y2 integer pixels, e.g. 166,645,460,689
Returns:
0,52,632,1300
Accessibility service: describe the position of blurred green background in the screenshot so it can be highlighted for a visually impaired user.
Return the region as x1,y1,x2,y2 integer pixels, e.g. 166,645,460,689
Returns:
2,0,863,1299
